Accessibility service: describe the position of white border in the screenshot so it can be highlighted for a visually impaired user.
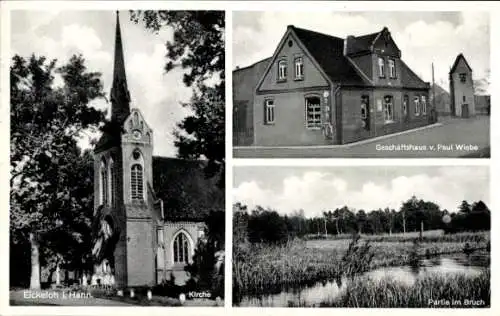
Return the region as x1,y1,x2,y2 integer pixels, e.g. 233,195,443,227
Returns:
1,1,498,316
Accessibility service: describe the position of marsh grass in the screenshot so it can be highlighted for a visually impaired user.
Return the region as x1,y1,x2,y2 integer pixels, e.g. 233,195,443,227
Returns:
314,270,490,308
234,232,489,297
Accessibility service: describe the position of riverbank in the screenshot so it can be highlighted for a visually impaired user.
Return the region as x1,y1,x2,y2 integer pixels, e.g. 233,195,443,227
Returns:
233,231,490,296
292,270,490,308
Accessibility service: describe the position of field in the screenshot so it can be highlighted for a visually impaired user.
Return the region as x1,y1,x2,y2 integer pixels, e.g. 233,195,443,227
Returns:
233,231,490,297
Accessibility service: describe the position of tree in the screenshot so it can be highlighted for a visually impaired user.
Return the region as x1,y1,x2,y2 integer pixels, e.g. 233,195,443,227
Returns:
10,54,105,289
130,11,225,187
458,200,471,214
474,69,490,95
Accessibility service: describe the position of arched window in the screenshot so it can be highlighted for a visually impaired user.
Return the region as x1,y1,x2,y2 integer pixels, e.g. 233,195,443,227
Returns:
131,164,143,201
108,158,116,206
100,159,108,205
173,232,190,265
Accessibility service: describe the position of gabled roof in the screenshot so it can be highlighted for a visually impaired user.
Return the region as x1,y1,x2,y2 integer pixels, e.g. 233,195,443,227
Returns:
234,57,271,74
245,25,429,90
292,26,368,86
152,156,224,222
346,31,380,55
450,53,472,74
400,60,430,89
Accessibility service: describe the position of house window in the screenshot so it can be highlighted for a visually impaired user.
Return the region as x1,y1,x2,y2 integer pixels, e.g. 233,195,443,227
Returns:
305,96,321,129
131,164,143,201
278,59,287,81
463,95,466,102
383,95,394,122
388,59,396,78
361,96,368,119
421,96,427,115
173,232,190,265
414,96,420,116
378,57,385,77
294,57,304,80
459,73,467,83
264,99,275,124
100,159,108,205
403,95,409,116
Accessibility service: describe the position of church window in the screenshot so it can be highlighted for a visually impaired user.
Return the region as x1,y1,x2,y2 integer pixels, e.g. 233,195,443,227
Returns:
133,112,139,125
459,73,467,83
109,158,116,206
131,164,143,201
173,232,190,264
100,159,108,205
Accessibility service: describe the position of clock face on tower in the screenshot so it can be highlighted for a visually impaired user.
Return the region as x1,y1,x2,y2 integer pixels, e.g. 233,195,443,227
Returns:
132,130,142,140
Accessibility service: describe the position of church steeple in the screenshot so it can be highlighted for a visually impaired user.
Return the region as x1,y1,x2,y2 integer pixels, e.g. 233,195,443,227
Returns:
110,11,131,124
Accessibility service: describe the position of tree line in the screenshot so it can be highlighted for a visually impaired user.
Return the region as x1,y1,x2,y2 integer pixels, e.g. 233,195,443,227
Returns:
233,197,491,245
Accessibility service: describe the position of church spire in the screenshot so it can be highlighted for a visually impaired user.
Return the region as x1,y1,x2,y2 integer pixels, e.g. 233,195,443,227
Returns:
110,11,130,124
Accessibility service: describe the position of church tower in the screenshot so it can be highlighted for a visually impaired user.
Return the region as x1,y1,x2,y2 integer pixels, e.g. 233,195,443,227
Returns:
92,11,156,287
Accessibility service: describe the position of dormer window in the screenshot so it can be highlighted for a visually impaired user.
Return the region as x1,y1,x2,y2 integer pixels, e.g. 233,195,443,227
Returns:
459,73,467,83
378,57,385,78
388,59,396,78
294,57,304,80
278,59,287,81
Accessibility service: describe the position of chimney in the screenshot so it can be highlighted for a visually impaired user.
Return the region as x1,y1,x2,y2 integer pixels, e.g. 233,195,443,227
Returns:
344,35,355,56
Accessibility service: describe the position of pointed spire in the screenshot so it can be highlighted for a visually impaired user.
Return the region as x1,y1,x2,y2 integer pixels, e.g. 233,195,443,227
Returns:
110,10,130,124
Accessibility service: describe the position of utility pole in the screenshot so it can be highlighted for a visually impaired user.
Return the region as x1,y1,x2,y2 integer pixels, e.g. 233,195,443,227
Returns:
432,62,436,122
324,217,328,237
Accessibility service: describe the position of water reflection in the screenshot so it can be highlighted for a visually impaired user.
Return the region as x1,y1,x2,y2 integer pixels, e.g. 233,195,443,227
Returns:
237,251,489,307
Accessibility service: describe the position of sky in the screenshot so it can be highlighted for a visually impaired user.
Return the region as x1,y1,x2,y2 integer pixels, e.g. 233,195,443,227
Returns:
232,11,490,92
11,10,194,157
233,166,490,217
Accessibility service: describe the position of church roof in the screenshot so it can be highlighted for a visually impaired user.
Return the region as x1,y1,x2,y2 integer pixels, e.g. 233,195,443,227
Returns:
152,156,224,222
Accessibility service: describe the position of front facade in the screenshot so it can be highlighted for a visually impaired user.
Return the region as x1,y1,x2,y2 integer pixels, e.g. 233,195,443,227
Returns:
91,13,219,288
234,25,434,146
449,53,476,118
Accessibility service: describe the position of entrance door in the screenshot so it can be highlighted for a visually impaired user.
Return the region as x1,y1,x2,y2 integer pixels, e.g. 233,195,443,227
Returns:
461,104,469,118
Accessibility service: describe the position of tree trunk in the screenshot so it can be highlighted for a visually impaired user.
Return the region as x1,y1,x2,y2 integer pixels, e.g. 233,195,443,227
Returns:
29,232,41,290
55,264,61,286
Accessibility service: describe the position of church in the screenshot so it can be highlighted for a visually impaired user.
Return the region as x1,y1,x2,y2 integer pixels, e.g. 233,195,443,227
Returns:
90,12,223,288
233,25,436,147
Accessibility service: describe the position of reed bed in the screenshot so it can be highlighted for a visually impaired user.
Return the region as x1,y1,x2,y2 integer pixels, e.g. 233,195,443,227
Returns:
234,232,489,296
314,270,490,308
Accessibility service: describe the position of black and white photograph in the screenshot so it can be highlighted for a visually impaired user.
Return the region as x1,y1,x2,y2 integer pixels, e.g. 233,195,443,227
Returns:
232,11,490,158
233,166,490,307
9,9,225,306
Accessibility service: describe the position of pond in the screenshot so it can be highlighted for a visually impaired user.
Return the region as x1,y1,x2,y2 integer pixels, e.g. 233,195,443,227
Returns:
235,251,490,307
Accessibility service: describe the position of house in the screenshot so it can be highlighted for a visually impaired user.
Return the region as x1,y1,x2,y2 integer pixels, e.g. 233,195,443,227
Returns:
233,25,435,146
449,53,476,118
91,12,223,288
431,83,451,116
474,95,491,115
